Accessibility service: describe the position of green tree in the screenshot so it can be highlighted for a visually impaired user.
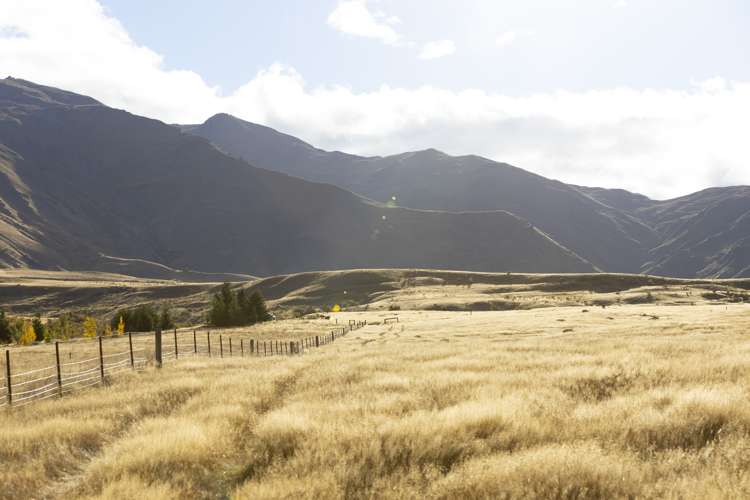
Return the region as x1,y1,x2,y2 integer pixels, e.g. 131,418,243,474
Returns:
208,284,269,327
110,305,159,332
208,283,238,327
236,289,257,325
249,290,271,322
32,314,46,342
0,310,12,344
159,307,174,330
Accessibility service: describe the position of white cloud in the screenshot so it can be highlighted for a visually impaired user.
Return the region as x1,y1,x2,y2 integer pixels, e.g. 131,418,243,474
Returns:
2,0,750,200
418,39,456,60
614,0,629,7
495,31,518,47
327,0,401,45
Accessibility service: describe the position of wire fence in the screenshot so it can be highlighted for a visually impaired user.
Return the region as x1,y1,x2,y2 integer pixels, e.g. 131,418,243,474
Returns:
1,319,368,410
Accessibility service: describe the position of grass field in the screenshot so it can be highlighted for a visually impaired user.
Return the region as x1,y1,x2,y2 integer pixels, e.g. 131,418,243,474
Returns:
3,303,750,499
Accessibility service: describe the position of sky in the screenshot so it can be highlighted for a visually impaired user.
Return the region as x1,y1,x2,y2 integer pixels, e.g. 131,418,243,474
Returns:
1,0,749,199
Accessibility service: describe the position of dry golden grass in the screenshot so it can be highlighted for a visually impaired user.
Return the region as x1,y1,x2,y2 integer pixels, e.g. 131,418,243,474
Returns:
2,303,750,499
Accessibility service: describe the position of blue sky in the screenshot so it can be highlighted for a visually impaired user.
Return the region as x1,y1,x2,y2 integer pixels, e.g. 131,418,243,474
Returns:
2,0,749,198
101,0,750,94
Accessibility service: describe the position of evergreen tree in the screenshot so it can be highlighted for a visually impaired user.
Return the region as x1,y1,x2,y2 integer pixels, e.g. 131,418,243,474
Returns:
208,283,238,326
111,305,159,332
32,314,46,342
207,284,269,327
250,290,271,322
236,289,257,325
0,310,12,344
159,307,174,330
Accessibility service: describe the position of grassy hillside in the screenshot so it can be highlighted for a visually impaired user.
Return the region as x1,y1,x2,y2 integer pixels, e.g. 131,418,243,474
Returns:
3,305,750,498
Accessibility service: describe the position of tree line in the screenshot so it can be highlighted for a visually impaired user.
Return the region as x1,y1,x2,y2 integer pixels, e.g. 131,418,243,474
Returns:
0,310,126,345
1,284,272,345
109,304,174,333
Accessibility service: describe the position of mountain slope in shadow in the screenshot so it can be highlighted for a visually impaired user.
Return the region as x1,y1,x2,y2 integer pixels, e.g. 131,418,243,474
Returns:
0,77,595,278
185,113,750,278
184,114,659,273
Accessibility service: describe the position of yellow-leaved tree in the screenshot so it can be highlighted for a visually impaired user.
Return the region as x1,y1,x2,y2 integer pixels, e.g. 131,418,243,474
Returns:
83,316,98,338
18,321,36,345
103,323,112,336
117,316,125,335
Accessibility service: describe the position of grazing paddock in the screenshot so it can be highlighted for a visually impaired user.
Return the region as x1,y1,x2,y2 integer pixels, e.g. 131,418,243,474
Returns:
2,317,345,372
0,318,353,409
2,304,750,499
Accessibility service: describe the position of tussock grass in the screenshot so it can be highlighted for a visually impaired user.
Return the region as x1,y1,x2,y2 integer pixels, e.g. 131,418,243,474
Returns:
2,304,750,498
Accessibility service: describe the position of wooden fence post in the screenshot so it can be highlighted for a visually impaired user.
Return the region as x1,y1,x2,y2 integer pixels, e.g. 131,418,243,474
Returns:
55,341,62,398
316,336,319,347
207,330,211,357
5,350,12,407
128,332,134,369
250,339,255,355
155,327,162,368
174,329,179,359
193,330,197,354
240,339,244,357
220,335,224,358
98,336,105,383
229,337,233,356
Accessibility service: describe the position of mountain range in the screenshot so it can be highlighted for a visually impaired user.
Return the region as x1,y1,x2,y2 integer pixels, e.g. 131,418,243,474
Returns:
184,113,750,278
0,77,747,279
0,77,592,279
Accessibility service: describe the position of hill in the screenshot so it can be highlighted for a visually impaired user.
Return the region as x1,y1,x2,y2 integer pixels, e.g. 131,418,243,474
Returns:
0,78,593,279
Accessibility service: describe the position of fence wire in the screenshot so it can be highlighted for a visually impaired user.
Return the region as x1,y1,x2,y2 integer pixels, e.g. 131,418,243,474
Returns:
1,320,367,410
